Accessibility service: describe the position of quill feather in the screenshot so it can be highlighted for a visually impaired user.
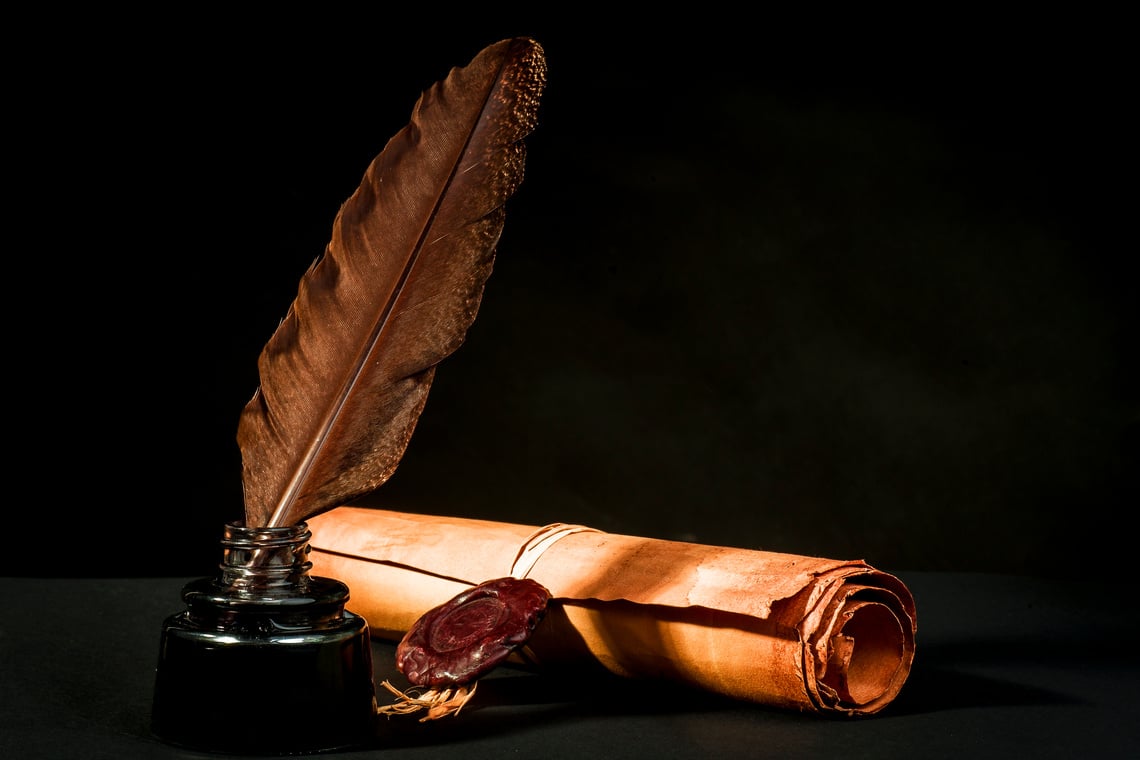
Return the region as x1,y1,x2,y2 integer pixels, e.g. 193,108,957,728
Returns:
237,38,546,528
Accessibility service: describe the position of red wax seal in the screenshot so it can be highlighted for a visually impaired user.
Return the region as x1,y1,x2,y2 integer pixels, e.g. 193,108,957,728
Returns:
396,577,552,688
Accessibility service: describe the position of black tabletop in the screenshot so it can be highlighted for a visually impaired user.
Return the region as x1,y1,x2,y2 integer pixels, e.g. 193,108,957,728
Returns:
2,571,1137,759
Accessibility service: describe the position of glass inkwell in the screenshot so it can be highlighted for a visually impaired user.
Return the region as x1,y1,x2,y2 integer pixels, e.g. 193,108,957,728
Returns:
151,521,377,754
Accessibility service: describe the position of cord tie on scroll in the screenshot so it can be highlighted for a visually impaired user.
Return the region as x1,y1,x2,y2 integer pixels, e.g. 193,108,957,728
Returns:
510,522,600,579
379,523,598,720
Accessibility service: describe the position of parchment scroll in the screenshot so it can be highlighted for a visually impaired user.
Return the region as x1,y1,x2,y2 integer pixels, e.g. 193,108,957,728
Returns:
308,507,916,716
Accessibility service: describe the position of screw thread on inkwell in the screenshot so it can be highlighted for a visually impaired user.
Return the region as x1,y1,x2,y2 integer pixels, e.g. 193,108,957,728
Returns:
151,521,377,754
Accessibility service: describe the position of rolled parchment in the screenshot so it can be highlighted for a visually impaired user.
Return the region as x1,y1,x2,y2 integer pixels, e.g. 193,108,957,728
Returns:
307,506,917,716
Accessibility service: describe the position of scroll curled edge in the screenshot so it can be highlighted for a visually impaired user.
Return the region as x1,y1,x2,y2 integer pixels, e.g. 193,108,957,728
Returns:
307,507,917,716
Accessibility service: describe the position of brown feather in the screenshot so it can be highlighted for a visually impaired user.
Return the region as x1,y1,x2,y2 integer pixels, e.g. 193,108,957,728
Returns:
237,38,546,528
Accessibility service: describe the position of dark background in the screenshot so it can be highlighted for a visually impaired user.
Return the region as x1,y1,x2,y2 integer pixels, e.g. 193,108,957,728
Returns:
11,13,1133,580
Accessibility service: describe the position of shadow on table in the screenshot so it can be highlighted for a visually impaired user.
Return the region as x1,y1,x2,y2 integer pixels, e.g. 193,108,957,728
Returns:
370,634,1087,751
885,636,1093,717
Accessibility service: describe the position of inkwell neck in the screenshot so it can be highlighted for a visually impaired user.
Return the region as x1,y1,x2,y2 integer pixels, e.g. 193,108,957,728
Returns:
219,521,312,592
